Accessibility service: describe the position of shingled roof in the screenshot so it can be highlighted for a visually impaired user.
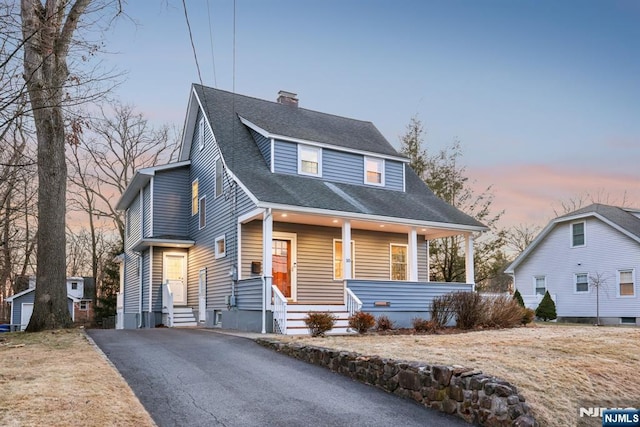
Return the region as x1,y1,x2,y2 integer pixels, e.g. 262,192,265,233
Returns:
183,85,486,230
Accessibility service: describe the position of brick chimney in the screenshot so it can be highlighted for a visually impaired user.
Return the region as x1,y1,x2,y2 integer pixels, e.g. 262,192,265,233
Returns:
277,90,298,107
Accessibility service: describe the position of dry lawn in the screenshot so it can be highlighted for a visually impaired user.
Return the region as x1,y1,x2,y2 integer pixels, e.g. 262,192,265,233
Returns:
0,329,155,427
279,324,640,427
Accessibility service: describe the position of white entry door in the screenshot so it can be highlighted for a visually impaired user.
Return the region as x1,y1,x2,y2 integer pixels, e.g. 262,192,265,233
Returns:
164,253,187,306
198,269,206,322
21,303,33,331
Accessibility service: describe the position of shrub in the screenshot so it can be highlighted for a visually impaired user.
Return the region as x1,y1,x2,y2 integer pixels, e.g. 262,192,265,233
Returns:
535,291,557,321
513,289,525,307
375,315,395,331
451,291,486,330
430,293,456,329
521,307,535,325
304,312,336,337
348,311,375,334
483,296,523,328
412,317,436,333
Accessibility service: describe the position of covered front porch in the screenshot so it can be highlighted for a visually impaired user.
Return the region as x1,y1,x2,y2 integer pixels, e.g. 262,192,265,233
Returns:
233,207,482,335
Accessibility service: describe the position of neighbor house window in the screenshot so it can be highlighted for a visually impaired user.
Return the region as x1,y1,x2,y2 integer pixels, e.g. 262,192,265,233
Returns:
575,273,588,293
390,244,408,281
333,240,355,280
364,157,384,185
298,145,321,176
618,269,635,297
621,317,636,325
79,301,88,311
198,118,205,150
571,222,585,247
534,276,546,295
199,196,206,229
192,179,199,216
215,158,223,197
71,282,78,290
215,235,226,259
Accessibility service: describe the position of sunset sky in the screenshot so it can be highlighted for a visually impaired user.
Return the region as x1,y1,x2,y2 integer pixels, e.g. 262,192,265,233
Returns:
103,0,640,229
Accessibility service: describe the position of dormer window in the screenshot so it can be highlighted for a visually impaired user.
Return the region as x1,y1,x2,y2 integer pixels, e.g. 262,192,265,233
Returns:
365,157,384,186
298,145,321,176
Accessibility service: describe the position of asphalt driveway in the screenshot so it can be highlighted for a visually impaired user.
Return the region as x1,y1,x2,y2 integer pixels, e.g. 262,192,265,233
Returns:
88,329,469,427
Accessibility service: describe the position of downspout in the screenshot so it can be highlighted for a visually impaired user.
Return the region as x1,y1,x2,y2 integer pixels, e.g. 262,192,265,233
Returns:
138,188,144,328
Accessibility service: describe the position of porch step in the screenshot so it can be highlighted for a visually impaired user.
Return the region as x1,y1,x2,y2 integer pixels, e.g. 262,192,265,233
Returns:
279,305,355,335
172,307,197,328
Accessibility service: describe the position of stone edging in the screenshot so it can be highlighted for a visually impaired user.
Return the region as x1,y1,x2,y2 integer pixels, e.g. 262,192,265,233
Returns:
256,338,538,427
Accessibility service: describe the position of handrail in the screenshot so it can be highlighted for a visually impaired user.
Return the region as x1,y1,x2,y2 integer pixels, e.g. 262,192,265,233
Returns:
272,285,287,334
162,280,174,327
345,287,363,316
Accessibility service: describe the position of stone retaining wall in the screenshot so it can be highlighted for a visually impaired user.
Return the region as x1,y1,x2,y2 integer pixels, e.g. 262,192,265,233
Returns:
256,339,537,427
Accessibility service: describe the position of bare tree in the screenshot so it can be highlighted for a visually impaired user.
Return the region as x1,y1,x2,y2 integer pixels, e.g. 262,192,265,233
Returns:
553,190,632,216
588,272,609,326
20,0,124,331
506,223,541,254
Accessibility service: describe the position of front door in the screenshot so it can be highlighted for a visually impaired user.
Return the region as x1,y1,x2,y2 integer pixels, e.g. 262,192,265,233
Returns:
164,253,187,306
272,232,297,300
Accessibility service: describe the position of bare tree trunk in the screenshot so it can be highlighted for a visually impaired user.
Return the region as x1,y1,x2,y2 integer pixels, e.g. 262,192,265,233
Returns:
22,0,91,331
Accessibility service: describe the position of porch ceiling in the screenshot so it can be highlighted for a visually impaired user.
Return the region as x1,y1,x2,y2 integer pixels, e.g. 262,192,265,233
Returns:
269,210,466,238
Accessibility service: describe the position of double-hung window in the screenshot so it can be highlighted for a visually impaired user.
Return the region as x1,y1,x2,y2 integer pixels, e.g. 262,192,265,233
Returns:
619,269,635,297
390,244,408,281
365,157,384,185
575,273,588,293
298,145,321,176
534,276,546,295
192,180,199,216
571,222,585,247
333,240,355,280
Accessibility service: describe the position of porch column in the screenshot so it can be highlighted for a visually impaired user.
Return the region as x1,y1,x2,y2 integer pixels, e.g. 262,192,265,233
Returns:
262,209,273,334
409,228,418,281
465,233,475,287
342,220,352,280
425,239,430,282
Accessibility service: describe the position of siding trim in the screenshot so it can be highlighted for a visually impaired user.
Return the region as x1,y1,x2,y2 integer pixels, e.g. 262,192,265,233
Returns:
270,138,275,173
149,246,153,313
150,177,154,236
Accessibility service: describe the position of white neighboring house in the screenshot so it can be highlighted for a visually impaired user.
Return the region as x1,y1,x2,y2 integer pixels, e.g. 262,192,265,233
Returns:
505,204,640,326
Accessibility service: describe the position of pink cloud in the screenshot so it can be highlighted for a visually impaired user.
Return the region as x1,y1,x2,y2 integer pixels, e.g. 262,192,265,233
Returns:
469,163,640,229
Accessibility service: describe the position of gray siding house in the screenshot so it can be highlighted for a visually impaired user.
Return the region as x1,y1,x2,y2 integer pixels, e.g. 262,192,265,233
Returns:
116,85,486,334
506,204,640,325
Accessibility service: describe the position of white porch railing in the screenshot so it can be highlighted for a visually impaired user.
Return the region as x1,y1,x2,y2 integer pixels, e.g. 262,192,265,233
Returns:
162,280,174,327
272,285,287,334
345,287,362,316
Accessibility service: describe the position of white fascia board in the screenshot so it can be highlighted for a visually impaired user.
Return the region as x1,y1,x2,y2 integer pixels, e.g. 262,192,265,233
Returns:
256,201,487,233
115,172,153,211
505,221,557,274
139,160,191,175
237,208,265,224
179,86,200,162
5,287,35,302
238,116,409,164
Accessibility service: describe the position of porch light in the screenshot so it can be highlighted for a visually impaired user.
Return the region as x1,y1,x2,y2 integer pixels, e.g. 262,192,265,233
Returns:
281,213,288,218
332,219,339,223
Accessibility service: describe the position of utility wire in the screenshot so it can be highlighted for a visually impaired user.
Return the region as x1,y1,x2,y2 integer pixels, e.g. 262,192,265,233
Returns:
182,0,204,87
206,0,218,88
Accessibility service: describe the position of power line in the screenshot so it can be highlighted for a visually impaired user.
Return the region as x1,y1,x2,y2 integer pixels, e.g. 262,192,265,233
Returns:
206,0,218,88
182,0,204,87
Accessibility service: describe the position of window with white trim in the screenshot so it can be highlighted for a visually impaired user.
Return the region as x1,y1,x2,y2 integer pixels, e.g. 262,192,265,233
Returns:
390,244,408,281
571,222,585,247
215,235,226,259
298,145,321,176
534,276,546,295
199,196,206,229
192,180,198,216
79,301,88,311
71,282,78,290
575,273,588,293
198,118,205,150
618,269,635,297
333,239,355,280
365,157,384,185
215,158,223,197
